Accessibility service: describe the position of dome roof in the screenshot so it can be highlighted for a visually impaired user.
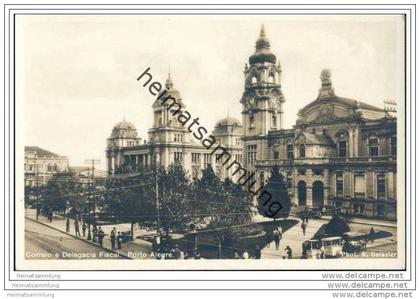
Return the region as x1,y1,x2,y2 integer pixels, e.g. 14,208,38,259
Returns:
216,116,242,127
110,120,138,138
155,73,185,108
249,25,277,65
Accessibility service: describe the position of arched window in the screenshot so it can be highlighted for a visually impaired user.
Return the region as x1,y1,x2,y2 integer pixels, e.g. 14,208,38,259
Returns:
299,144,306,158
268,72,275,83
272,111,277,128
251,74,258,84
336,130,349,158
249,112,255,128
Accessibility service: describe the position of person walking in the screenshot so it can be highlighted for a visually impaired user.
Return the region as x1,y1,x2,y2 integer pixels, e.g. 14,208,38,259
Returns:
242,250,249,259
65,217,70,233
285,245,293,259
301,220,307,236
273,228,281,250
74,219,80,237
369,227,375,243
110,227,116,250
92,225,98,243
117,232,122,250
82,221,87,237
98,227,105,247
233,250,241,259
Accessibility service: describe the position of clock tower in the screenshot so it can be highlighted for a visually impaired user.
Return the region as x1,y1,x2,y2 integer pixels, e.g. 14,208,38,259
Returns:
241,25,284,171
241,25,284,137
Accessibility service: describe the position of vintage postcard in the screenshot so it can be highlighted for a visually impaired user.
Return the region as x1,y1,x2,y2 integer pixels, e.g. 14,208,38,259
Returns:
14,13,406,271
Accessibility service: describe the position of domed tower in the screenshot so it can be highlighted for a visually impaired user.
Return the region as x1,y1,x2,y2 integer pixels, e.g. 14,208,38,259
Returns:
106,120,141,174
148,72,189,144
241,25,284,136
241,25,284,171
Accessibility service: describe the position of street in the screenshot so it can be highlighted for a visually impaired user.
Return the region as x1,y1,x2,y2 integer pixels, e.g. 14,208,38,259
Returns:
25,218,126,259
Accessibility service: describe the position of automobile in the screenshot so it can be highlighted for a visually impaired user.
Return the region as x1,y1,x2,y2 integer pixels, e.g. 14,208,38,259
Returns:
321,236,343,258
305,239,322,259
297,207,326,219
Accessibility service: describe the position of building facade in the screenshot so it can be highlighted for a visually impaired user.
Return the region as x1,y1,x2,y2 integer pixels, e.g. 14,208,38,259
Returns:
106,74,243,181
106,26,397,220
241,27,397,220
24,146,69,187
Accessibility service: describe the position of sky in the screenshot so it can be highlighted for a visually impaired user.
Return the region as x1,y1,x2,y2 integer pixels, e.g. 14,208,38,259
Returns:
16,15,405,170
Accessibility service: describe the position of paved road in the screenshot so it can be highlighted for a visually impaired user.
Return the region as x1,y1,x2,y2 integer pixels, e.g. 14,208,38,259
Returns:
25,218,125,259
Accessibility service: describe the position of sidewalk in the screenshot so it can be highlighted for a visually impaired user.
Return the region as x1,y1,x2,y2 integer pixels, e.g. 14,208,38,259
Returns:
25,209,153,259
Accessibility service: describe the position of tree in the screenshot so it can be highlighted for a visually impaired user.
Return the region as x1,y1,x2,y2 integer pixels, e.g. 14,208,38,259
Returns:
40,171,84,215
158,162,194,234
100,166,156,239
258,165,291,219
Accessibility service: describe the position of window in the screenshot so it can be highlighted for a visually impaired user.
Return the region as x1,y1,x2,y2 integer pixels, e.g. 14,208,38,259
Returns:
377,174,386,199
299,144,306,158
192,168,199,180
368,136,379,157
268,72,275,83
174,134,184,142
287,144,294,160
273,150,279,160
47,164,52,172
353,203,365,215
249,113,255,128
287,172,293,189
313,169,323,176
247,145,257,165
391,136,397,156
298,169,306,176
338,140,347,157
53,163,57,172
336,172,343,196
377,204,385,217
203,154,212,168
354,174,366,198
251,74,257,84
174,152,183,163
272,112,277,128
191,153,201,164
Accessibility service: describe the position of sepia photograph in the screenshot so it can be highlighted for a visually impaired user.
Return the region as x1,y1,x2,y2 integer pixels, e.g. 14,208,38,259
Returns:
13,13,405,271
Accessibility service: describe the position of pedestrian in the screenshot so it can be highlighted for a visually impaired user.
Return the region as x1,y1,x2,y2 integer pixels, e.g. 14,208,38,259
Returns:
285,245,292,259
117,232,122,250
233,250,241,259
74,219,80,237
242,250,249,259
98,227,105,247
273,228,281,250
254,245,261,259
66,217,70,233
301,220,307,236
369,227,375,243
173,244,182,260
82,221,87,237
92,225,98,243
301,242,308,259
320,244,326,259
110,227,116,249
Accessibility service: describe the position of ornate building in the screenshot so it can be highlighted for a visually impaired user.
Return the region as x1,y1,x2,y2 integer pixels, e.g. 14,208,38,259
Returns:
241,27,397,220
107,25,397,220
24,146,69,186
106,74,243,181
